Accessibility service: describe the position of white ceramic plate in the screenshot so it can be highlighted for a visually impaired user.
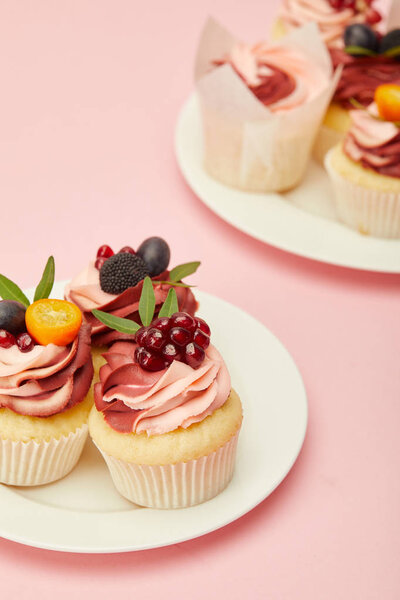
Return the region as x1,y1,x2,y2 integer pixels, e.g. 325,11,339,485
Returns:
175,93,400,273
0,282,307,553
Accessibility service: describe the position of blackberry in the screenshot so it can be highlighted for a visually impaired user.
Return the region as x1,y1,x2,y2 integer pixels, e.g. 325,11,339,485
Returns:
100,253,149,294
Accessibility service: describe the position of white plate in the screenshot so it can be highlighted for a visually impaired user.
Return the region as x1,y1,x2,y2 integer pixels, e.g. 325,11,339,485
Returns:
175,93,400,273
0,282,307,553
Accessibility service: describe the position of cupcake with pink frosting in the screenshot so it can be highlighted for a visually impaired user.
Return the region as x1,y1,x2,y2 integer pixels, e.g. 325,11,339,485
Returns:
195,19,338,192
325,85,400,237
88,280,242,508
0,258,94,486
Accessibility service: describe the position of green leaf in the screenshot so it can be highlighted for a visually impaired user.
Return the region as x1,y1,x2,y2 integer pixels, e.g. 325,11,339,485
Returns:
158,288,179,318
383,46,400,58
156,280,195,289
34,256,55,302
349,97,366,111
0,274,30,307
139,276,155,326
92,310,140,334
344,46,378,57
169,261,201,282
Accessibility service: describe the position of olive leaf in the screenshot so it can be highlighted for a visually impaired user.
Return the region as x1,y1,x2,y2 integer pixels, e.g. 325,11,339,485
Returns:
92,310,141,334
169,261,201,283
139,276,156,326
158,288,179,318
34,256,55,302
0,274,30,307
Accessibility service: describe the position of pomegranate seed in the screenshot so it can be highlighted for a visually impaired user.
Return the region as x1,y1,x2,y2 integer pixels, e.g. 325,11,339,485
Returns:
329,0,343,9
342,0,355,9
16,332,34,353
144,327,165,351
118,246,135,254
170,312,196,333
97,245,114,259
169,327,192,347
366,8,381,24
135,346,167,371
0,329,16,349
95,257,107,270
184,343,205,369
161,343,182,363
152,316,172,333
135,326,149,346
194,329,210,350
195,317,211,336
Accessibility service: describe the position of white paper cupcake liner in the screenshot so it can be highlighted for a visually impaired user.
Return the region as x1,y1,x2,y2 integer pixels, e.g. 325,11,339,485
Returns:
0,425,88,486
95,430,240,509
313,123,345,165
325,150,400,239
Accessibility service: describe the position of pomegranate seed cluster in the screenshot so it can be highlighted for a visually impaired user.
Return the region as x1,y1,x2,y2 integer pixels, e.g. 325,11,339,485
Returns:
134,312,211,372
328,0,381,24
0,329,35,353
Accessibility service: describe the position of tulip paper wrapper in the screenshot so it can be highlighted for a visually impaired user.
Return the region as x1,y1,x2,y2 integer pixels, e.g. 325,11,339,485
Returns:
195,18,342,192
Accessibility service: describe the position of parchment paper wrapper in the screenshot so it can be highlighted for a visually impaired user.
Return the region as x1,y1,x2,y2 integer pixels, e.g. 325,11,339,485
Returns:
325,149,400,238
0,425,88,486
95,429,240,509
387,0,400,27
195,18,341,192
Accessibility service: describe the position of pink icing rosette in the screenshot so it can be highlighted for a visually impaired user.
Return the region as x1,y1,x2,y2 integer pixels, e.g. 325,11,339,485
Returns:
94,340,231,436
0,323,93,417
65,263,198,346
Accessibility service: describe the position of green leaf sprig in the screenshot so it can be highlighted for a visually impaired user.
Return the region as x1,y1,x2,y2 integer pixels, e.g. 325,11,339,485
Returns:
92,277,180,334
344,44,400,59
0,256,55,307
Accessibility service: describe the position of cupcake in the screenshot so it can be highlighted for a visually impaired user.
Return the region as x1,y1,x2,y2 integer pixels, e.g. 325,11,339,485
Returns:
273,0,383,49
89,280,242,508
325,85,400,237
0,257,94,486
64,237,199,379
314,23,400,162
195,19,338,192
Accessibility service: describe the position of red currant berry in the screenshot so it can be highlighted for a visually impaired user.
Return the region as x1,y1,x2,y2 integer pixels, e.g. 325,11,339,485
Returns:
135,326,149,346
170,312,196,333
144,327,165,351
0,329,16,349
329,0,343,9
184,342,205,369
135,346,167,371
169,327,192,347
342,0,355,10
366,8,381,24
97,245,114,259
195,317,211,336
194,329,210,350
118,246,135,255
152,316,172,333
95,257,107,270
161,343,182,363
16,332,34,352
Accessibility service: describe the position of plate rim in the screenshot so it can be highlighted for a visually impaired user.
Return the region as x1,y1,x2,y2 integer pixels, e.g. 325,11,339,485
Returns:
0,284,308,553
175,92,400,274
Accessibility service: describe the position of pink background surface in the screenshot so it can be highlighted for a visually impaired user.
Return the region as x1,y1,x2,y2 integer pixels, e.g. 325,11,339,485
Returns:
0,0,399,597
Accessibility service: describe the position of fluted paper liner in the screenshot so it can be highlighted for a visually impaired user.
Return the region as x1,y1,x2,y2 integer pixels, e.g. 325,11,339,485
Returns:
0,425,88,486
195,18,341,192
325,150,400,238
96,430,240,509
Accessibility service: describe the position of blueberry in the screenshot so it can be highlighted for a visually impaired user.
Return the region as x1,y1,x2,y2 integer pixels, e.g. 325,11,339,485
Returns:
344,24,379,53
136,237,170,277
0,300,27,335
380,29,400,55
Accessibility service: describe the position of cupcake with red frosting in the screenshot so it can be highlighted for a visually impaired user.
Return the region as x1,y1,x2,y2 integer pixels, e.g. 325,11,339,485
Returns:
0,258,94,486
89,280,242,508
325,84,400,237
195,19,338,192
65,237,199,379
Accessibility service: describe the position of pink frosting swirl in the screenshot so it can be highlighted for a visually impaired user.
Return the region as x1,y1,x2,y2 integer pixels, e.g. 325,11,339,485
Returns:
94,341,231,436
343,104,400,178
216,42,329,111
65,262,198,346
278,0,375,48
0,323,93,417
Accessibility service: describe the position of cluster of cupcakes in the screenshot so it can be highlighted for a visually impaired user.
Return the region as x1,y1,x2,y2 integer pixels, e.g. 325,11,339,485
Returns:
0,243,242,510
194,2,400,238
